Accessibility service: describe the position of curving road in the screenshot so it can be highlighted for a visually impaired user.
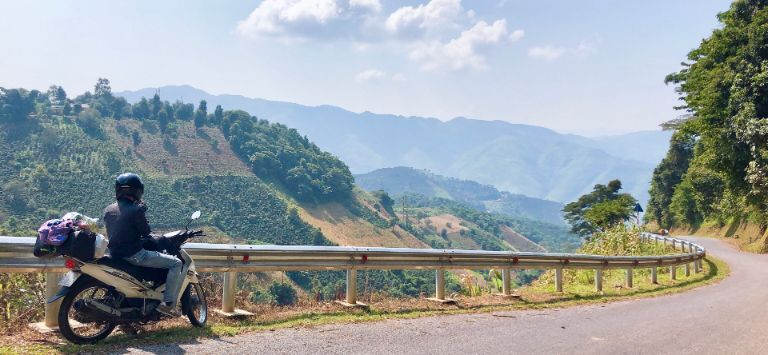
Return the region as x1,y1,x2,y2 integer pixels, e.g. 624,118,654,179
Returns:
120,237,768,354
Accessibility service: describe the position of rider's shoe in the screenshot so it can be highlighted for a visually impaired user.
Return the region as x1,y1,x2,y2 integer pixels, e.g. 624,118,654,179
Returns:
156,302,181,317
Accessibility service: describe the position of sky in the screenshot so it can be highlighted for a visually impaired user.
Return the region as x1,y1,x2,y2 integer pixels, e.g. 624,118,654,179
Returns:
0,0,732,136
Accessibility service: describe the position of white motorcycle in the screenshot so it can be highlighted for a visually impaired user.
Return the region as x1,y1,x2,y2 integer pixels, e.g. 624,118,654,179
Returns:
50,211,208,344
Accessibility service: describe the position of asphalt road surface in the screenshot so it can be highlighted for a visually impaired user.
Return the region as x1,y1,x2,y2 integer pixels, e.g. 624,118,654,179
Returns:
119,237,767,354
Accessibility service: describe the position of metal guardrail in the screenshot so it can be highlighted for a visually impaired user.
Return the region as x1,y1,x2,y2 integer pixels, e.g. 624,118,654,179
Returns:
0,232,705,329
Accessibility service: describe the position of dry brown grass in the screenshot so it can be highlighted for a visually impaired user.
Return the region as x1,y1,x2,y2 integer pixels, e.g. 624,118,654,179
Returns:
422,214,468,234
298,202,427,248
499,225,546,252
104,119,252,177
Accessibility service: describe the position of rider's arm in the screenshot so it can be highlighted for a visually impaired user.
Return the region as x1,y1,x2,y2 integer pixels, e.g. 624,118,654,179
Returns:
134,203,153,238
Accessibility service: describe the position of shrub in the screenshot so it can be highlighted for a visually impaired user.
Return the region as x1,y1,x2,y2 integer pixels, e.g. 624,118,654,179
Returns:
268,282,297,306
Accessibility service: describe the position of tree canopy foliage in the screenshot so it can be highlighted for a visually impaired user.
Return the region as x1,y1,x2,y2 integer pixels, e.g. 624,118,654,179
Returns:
0,79,354,204
648,0,768,232
226,110,354,202
563,180,637,237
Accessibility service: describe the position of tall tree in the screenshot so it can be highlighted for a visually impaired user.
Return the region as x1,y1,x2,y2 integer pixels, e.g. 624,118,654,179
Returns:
150,93,162,119
212,104,224,125
94,78,112,98
132,97,150,119
563,179,637,237
646,132,695,228
662,0,768,235
194,100,207,128
0,88,36,122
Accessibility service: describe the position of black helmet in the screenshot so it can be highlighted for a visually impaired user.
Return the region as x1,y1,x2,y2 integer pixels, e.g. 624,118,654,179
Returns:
115,172,144,201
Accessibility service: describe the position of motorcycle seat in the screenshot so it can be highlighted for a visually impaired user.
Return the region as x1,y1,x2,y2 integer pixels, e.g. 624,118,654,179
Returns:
95,256,169,286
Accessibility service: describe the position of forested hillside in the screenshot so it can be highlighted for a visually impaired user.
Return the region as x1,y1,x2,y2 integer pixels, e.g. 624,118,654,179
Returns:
118,86,666,204
646,0,768,246
355,167,565,225
400,194,581,253
0,80,586,301
0,80,375,248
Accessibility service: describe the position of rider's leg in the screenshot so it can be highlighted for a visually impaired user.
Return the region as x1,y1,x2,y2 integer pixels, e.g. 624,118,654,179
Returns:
124,249,183,306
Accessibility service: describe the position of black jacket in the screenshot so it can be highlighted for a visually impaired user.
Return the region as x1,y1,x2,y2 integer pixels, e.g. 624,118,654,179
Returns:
104,198,152,258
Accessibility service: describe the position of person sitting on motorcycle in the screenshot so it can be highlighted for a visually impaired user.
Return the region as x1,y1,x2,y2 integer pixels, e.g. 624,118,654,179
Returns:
103,172,182,317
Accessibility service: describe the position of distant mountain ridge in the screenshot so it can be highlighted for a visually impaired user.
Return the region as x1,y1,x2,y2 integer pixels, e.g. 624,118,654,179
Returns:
355,167,565,226
117,85,670,203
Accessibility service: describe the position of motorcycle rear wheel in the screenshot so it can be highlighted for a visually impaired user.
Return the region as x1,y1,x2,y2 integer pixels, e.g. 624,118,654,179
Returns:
58,278,117,344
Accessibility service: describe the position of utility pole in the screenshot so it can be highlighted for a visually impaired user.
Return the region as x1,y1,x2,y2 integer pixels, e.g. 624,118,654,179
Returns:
401,196,409,228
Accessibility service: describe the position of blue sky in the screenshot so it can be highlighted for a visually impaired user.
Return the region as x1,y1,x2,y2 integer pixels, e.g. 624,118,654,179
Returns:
0,0,731,135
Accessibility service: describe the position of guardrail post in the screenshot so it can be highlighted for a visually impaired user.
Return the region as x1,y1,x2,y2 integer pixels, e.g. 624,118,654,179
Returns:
334,269,368,307
435,269,445,300
670,265,677,280
651,267,658,284
428,269,455,304
671,240,676,250
685,263,691,277
555,267,563,292
595,269,603,292
347,269,358,304
695,259,702,273
502,269,512,296
45,272,61,328
222,271,236,313
29,272,62,333
626,268,633,288
215,272,254,317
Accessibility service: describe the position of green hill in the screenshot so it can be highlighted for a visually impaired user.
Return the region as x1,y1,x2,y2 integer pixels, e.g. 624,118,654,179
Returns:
355,167,565,225
0,83,580,299
401,194,581,253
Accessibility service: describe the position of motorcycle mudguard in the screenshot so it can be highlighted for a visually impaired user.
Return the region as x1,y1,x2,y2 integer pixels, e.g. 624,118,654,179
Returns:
59,270,81,287
47,273,90,304
47,286,70,304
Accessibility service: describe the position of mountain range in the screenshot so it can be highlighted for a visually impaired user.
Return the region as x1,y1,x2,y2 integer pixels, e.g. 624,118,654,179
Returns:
355,167,565,226
117,85,672,204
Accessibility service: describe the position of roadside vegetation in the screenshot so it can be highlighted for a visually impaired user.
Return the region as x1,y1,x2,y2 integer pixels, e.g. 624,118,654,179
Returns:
645,0,768,249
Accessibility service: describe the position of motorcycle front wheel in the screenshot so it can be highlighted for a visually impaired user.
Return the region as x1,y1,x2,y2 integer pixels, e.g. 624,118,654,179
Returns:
181,283,208,327
57,278,117,344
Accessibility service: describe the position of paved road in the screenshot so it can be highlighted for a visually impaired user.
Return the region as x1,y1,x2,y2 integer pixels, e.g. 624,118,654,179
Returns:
119,237,768,354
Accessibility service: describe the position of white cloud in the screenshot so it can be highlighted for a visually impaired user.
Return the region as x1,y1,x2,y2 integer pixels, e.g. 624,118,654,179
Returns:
236,0,341,38
528,38,599,61
355,69,407,82
509,29,524,42
385,0,463,35
573,39,597,57
355,69,387,81
236,0,525,71
527,46,567,61
410,19,520,70
349,0,381,12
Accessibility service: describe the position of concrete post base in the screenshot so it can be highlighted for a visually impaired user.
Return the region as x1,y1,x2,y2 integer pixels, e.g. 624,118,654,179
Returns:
426,297,457,305
214,309,255,317
334,300,369,308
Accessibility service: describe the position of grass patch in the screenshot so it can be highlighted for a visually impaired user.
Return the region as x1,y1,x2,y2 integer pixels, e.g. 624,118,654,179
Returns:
3,256,728,355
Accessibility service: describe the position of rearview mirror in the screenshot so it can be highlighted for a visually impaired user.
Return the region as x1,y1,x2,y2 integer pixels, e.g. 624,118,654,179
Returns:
191,211,201,220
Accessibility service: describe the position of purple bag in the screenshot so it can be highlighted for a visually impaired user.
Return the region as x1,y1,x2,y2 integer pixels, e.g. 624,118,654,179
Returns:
37,219,73,246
